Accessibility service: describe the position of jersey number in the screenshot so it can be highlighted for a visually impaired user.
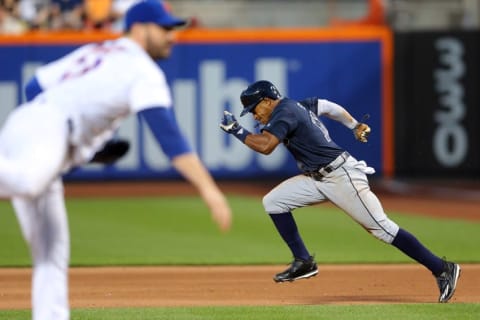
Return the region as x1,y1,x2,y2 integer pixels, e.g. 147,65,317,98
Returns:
60,43,121,81
309,110,332,142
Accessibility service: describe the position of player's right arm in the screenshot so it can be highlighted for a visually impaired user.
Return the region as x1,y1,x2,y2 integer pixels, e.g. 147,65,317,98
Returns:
24,43,98,102
244,130,280,155
219,111,281,155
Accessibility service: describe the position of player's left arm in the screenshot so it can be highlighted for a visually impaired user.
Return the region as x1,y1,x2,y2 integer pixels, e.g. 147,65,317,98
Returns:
316,99,371,143
171,153,232,233
141,107,232,232
316,99,358,129
25,76,44,102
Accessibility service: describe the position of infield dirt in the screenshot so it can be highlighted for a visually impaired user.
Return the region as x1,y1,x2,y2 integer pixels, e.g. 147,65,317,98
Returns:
1,264,479,309
0,180,478,309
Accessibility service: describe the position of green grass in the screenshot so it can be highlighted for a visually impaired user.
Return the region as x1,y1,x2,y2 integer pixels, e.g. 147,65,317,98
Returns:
0,196,478,266
0,195,478,319
2,304,480,320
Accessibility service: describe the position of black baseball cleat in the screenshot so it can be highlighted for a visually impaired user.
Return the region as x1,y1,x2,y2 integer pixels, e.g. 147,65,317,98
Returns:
435,260,461,303
274,256,318,283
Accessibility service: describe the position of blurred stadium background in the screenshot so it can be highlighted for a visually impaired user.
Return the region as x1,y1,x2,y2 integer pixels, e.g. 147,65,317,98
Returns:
1,1,479,317
1,0,479,191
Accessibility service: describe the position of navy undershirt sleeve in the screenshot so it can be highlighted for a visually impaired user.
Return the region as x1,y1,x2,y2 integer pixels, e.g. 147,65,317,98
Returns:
25,76,43,102
138,107,193,159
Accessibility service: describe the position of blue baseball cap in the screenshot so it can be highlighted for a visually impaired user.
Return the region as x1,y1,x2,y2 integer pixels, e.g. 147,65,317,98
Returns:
124,0,187,31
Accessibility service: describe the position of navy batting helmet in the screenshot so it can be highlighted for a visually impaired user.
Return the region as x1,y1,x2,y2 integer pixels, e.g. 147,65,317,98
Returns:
240,80,281,116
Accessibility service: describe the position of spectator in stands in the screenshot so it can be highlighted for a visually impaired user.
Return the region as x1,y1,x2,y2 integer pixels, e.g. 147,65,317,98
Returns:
48,0,84,30
2,0,182,33
0,0,27,33
84,0,112,30
17,0,50,29
17,0,84,31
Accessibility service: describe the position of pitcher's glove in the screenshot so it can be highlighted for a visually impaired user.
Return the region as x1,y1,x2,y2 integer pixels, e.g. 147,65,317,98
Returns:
353,123,371,143
90,139,130,164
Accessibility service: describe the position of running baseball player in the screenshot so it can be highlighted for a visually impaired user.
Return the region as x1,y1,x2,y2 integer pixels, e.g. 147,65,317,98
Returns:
0,1,231,319
220,80,460,303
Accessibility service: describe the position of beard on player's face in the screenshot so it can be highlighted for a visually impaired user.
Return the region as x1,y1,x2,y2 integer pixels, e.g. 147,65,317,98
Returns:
146,25,173,60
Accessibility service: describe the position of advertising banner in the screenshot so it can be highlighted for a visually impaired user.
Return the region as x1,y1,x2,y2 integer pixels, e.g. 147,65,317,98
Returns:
395,31,480,177
0,28,392,180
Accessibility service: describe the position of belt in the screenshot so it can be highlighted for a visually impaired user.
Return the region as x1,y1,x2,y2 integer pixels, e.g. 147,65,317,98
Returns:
305,151,350,181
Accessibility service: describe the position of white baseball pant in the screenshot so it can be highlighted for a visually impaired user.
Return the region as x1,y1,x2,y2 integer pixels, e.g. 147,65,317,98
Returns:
0,102,71,320
263,155,400,244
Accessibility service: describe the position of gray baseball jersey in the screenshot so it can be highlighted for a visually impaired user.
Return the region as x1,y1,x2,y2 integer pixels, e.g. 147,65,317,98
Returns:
262,97,399,243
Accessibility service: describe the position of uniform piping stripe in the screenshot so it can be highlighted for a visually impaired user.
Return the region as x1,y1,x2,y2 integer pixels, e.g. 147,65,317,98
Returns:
341,167,396,240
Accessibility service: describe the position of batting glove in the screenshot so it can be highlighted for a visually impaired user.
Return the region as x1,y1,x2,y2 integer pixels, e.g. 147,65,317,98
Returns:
220,111,250,143
220,111,241,133
353,123,371,143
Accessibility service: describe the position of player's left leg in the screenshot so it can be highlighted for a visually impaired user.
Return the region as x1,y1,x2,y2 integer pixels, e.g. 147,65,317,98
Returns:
321,157,460,302
12,179,70,320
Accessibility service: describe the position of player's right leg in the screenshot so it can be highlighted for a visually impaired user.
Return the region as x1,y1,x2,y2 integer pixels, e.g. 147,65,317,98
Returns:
263,175,324,282
13,179,70,320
